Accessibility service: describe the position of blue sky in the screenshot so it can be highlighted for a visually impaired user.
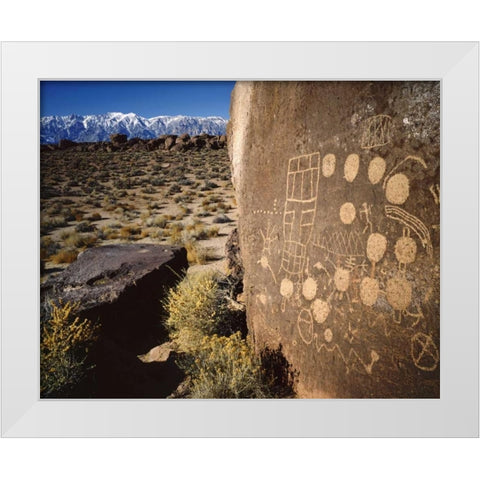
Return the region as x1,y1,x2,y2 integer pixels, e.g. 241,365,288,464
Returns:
40,81,235,119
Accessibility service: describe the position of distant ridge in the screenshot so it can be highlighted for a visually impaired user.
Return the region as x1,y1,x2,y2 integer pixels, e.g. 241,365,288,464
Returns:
40,112,228,144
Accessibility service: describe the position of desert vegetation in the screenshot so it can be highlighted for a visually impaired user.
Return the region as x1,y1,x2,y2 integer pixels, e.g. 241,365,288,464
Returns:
41,139,295,398
40,145,237,279
40,300,99,397
163,271,296,398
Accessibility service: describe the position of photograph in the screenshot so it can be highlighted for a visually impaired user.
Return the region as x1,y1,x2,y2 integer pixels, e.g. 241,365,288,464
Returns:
39,80,440,399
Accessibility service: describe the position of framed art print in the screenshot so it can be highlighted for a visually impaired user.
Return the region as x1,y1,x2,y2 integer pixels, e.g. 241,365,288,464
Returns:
1,41,478,437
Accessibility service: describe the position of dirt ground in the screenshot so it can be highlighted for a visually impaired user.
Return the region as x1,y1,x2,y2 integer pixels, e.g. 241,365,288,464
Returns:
40,147,237,282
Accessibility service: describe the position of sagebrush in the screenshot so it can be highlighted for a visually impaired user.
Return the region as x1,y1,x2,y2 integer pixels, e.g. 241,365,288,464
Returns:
40,301,99,397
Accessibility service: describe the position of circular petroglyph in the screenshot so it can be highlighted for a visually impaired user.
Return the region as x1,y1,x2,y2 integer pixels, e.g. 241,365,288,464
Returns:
322,153,336,177
324,328,333,343
280,278,294,298
385,173,410,205
360,277,379,307
368,156,386,184
297,308,314,344
394,236,417,264
302,277,317,301
334,267,350,292
311,298,330,324
339,202,356,224
344,153,360,182
366,233,387,263
411,332,439,371
386,275,412,311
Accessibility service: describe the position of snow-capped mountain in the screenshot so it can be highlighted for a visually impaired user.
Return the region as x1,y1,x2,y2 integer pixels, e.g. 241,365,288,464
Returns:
40,112,228,144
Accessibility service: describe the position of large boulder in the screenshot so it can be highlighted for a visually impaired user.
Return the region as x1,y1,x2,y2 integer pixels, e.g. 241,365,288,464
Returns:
229,81,440,398
41,244,188,397
164,135,177,150
109,133,128,145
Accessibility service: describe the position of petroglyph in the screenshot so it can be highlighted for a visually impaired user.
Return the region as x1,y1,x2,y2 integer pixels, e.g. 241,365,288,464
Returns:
360,277,380,307
368,156,387,184
280,277,294,299
383,155,427,189
297,308,314,344
312,230,365,258
385,205,433,257
252,198,283,215
311,298,331,323
322,153,336,177
302,277,318,301
324,328,333,343
386,274,412,311
280,152,320,278
394,234,417,265
339,202,356,224
344,153,360,182
230,81,439,398
258,222,278,284
359,203,373,234
361,115,393,149
366,233,387,263
429,184,440,205
385,173,410,205
315,336,380,375
411,332,439,371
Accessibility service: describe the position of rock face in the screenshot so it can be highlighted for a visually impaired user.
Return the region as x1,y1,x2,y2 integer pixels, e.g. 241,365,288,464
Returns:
229,81,440,398
42,244,188,397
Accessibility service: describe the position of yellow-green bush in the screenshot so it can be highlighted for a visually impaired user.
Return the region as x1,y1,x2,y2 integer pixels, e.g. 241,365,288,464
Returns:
189,332,267,398
40,301,99,397
164,271,228,354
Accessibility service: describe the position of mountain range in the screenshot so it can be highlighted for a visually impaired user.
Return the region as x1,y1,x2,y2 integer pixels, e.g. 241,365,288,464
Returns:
40,112,228,144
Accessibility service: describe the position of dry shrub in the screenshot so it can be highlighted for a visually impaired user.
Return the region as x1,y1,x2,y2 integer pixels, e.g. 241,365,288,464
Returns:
164,271,230,354
188,332,266,399
51,249,78,264
40,301,100,397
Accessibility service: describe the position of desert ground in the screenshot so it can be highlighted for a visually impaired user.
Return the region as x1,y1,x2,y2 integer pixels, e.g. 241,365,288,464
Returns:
40,146,237,281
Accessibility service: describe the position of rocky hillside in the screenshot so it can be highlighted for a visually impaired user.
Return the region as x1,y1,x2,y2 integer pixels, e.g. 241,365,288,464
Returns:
41,132,227,153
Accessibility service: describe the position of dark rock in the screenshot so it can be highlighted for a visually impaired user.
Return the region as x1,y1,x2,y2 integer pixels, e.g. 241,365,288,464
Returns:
109,133,128,144
178,133,191,142
213,214,232,224
229,81,440,398
42,244,188,398
191,136,206,148
146,137,165,151
58,138,76,149
164,135,177,150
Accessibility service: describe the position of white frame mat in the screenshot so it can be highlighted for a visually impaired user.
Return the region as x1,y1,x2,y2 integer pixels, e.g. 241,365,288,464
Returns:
1,42,478,437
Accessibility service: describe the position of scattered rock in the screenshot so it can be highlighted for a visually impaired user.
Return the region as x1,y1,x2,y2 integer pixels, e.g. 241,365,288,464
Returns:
109,133,128,145
164,135,177,150
137,342,174,363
